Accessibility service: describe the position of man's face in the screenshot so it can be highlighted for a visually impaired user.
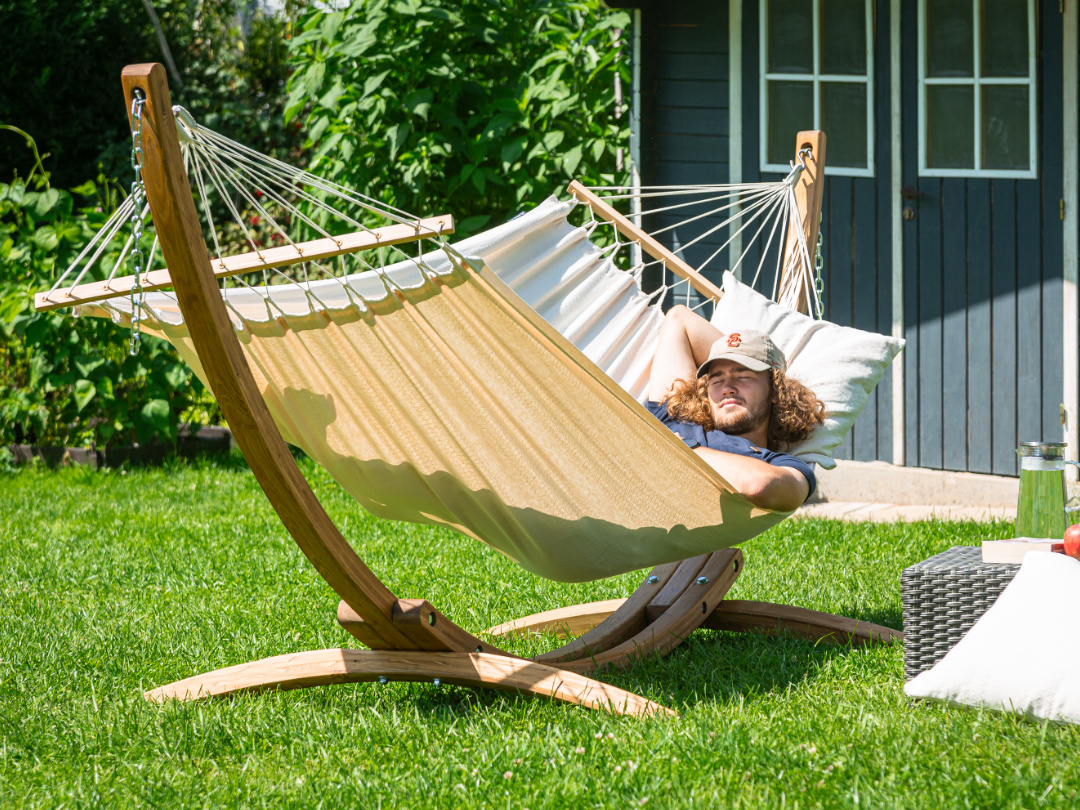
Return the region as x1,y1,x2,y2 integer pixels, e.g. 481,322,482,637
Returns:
705,359,774,436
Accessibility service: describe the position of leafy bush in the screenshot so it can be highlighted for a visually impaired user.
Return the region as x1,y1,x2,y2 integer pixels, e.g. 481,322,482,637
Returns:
146,0,307,166
0,0,156,189
2,0,632,450
0,0,301,450
0,148,210,448
285,0,631,238
0,0,304,189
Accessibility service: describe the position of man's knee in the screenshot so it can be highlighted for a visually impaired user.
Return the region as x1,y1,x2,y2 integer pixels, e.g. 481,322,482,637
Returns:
663,304,695,328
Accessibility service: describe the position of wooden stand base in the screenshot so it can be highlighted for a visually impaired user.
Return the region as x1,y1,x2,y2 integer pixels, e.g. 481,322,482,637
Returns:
145,649,671,717
147,548,900,717
490,599,900,647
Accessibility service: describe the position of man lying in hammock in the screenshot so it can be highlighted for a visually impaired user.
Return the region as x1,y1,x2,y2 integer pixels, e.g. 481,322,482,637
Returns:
648,305,826,513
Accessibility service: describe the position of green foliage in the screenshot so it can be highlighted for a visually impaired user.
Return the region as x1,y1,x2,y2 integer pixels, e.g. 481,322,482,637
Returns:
0,162,208,448
1,0,631,449
0,0,154,188
286,0,631,237
0,0,305,189
0,0,298,449
145,0,307,166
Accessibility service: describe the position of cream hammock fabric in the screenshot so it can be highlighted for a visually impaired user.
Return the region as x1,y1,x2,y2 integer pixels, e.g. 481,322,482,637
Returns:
80,198,786,582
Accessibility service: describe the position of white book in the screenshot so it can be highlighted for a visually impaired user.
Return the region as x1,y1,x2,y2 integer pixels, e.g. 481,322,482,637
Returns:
981,537,1064,564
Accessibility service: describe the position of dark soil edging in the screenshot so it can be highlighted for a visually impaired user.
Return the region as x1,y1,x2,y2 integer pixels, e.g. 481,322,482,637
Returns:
6,426,233,468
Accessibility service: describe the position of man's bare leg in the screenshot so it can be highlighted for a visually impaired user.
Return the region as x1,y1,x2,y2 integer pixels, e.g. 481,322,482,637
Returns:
648,305,724,402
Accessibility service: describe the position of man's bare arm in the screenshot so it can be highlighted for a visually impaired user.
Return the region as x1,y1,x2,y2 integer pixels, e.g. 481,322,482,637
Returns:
648,305,724,401
692,447,810,512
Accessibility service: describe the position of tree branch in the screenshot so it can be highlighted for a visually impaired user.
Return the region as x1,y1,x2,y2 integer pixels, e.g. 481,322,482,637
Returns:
140,0,184,90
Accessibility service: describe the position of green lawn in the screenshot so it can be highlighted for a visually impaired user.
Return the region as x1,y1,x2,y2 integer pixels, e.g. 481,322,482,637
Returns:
1,459,1077,808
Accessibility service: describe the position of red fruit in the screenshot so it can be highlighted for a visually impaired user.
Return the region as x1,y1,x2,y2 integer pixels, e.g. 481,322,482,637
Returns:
1064,524,1080,560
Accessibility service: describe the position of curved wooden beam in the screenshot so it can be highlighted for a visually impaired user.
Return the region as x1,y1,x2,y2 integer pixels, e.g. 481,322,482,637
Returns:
485,599,627,639
498,598,902,651
144,649,674,717
558,549,742,673
120,64,422,651
703,600,903,646
534,558,686,665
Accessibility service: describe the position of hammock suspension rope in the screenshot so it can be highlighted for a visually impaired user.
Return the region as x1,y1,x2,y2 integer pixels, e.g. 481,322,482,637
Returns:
40,107,821,335
577,148,821,317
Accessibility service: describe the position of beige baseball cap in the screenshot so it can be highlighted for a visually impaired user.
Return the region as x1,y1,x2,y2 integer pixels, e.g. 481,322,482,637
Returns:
696,329,787,377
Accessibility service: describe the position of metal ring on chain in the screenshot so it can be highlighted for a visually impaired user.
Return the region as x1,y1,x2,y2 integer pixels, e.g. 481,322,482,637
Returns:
813,231,824,319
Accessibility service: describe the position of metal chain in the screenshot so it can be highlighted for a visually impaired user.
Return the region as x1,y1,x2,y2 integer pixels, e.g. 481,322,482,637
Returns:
813,231,825,318
128,89,147,355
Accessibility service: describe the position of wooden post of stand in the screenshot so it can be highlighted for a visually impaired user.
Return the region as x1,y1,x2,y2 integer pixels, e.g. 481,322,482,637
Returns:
777,130,826,315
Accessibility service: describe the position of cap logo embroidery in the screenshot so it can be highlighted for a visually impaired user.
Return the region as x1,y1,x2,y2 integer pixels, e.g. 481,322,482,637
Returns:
726,333,742,348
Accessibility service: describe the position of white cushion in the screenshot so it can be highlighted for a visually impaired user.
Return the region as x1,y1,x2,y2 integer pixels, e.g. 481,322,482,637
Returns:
711,271,904,468
905,552,1080,725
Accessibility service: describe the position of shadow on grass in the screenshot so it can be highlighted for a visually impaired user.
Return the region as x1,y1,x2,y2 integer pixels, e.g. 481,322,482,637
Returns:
590,624,902,711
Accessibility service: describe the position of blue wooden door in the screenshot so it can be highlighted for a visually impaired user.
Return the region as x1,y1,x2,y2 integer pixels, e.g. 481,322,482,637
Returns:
900,0,1064,476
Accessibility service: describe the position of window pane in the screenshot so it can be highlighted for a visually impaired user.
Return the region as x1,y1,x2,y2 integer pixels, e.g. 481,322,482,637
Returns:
767,81,814,165
822,82,868,168
767,0,813,74
926,85,974,168
982,85,1030,170
982,0,1029,78
926,0,974,78
820,0,867,75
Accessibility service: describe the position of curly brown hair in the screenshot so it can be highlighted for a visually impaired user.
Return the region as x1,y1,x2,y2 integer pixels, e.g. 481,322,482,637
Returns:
664,369,826,451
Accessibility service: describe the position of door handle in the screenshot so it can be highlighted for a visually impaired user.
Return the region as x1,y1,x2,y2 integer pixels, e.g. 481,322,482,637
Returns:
901,185,925,200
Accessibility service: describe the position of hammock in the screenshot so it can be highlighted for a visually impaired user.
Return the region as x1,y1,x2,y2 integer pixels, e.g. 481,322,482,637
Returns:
49,109,827,584
73,195,791,582
34,66,903,717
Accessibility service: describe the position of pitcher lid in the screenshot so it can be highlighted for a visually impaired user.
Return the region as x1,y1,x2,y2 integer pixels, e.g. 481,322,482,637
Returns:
1017,441,1068,458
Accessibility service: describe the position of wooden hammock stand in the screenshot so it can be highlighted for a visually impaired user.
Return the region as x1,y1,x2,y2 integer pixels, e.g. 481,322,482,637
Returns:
108,64,898,718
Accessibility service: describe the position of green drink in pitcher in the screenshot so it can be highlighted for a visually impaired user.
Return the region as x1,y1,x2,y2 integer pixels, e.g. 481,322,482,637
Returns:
1015,442,1080,538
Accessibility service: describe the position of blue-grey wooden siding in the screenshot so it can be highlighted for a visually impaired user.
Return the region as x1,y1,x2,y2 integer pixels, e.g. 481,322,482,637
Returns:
637,1,730,298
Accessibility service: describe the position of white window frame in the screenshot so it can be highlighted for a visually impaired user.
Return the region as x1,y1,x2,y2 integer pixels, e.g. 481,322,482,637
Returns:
917,0,1037,179
759,0,875,178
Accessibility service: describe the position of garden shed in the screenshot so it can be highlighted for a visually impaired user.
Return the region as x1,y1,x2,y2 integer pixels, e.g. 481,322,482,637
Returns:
612,0,1079,479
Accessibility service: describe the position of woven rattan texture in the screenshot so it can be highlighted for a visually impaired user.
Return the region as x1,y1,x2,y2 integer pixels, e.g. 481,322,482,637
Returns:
901,546,1019,680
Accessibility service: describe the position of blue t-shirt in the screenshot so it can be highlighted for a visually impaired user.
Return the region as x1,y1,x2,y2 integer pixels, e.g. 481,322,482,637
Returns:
647,399,816,501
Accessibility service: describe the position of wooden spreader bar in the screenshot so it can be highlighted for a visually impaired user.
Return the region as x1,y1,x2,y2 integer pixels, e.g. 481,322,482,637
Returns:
35,216,454,313
567,180,725,302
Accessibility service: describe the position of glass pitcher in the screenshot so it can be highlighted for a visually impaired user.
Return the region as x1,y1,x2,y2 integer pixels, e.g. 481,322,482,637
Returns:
1015,441,1080,538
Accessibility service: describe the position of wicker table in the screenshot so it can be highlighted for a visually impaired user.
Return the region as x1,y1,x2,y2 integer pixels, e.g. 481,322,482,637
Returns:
901,546,1020,680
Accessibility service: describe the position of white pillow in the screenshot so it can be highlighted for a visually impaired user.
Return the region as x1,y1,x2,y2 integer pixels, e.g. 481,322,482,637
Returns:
904,552,1080,725
712,271,904,467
